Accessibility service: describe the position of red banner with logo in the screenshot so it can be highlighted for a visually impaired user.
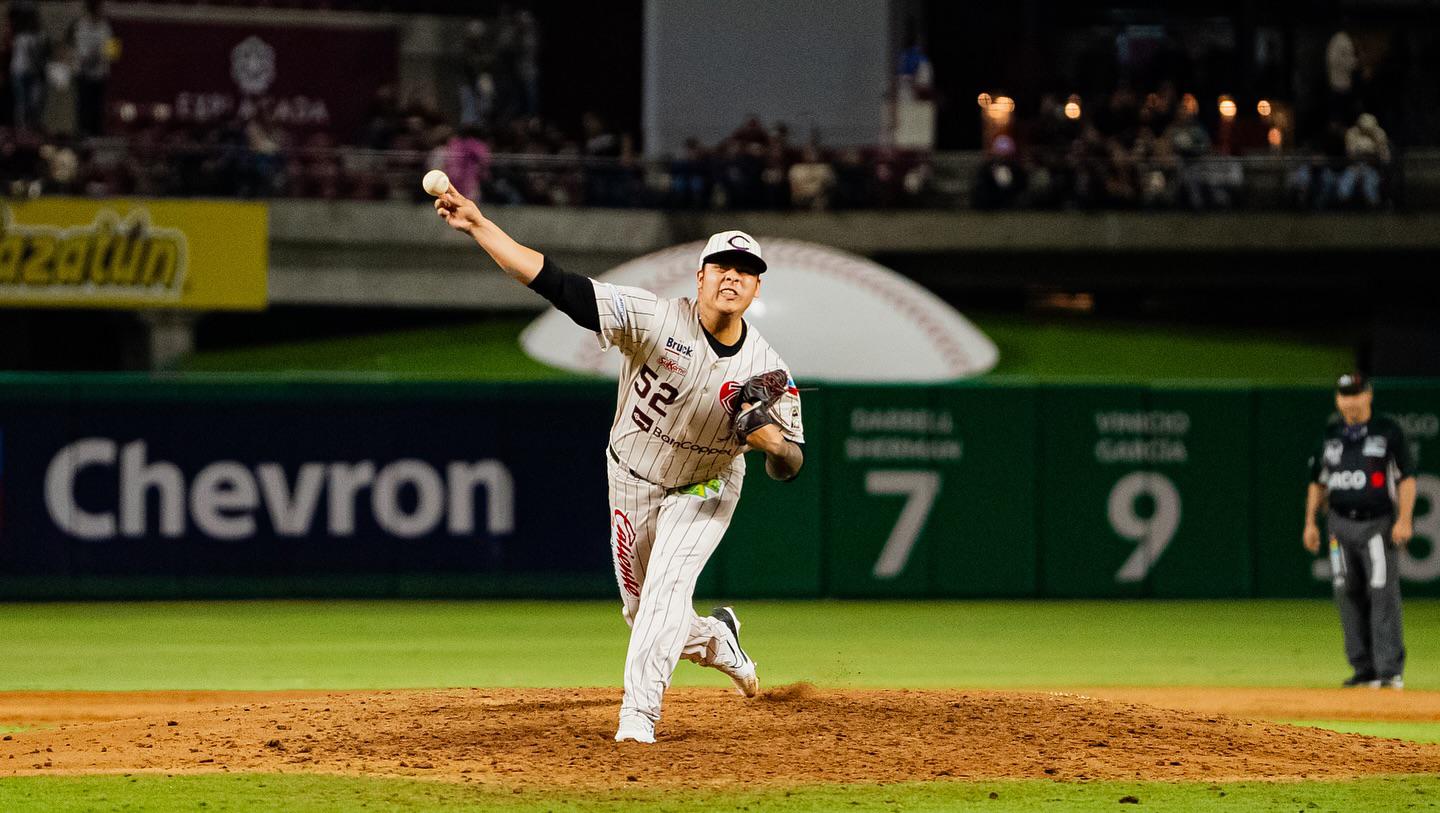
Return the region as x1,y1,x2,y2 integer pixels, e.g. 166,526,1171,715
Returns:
107,18,398,135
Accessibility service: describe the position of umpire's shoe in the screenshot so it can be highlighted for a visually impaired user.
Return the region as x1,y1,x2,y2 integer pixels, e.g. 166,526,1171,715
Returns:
710,606,759,698
1341,673,1380,688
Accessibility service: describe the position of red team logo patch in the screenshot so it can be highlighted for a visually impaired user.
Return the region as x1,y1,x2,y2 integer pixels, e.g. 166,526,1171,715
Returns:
612,509,640,599
719,381,744,415
719,377,800,416
1371,471,1386,488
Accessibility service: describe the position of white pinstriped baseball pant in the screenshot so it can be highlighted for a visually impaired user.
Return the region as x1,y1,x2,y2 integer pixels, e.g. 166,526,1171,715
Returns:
606,452,743,726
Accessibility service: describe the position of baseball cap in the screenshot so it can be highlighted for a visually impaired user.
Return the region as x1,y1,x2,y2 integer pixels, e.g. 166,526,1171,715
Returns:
1336,372,1371,395
699,230,767,273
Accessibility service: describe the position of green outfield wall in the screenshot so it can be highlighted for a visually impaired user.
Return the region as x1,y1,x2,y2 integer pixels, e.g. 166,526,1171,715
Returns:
0,377,1435,600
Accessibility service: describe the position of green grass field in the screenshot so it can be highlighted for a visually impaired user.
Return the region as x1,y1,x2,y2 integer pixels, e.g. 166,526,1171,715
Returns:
0,599,1432,691
0,600,1435,811
181,314,1352,384
2,774,1436,813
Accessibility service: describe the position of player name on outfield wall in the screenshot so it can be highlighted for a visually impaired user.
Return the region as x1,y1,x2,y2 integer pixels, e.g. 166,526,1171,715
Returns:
0,378,1436,600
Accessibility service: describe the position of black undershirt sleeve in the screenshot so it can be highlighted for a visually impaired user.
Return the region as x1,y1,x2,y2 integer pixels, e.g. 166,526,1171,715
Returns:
527,257,600,332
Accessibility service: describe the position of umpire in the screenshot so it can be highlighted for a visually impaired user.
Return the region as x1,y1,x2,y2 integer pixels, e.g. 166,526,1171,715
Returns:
1303,373,1417,689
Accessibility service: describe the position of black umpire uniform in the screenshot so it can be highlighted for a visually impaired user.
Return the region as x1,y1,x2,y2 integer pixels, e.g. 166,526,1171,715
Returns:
1305,373,1416,688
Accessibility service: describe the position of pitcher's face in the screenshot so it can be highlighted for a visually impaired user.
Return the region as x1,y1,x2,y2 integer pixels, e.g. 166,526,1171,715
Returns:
696,262,761,316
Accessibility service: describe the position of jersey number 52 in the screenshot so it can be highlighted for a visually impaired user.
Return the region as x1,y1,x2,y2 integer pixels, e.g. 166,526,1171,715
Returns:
631,364,680,432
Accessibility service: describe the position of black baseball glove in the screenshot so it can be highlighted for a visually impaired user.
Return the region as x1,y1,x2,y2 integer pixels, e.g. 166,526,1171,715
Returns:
732,369,791,444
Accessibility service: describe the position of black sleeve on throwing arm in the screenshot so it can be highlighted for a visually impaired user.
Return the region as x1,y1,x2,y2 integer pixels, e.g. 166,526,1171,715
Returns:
527,257,600,332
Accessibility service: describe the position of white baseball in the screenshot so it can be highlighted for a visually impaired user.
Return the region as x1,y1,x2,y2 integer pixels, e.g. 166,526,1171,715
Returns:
422,169,450,196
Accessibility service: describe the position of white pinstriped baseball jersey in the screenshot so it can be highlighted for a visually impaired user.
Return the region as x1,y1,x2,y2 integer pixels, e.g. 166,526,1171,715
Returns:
592,281,804,489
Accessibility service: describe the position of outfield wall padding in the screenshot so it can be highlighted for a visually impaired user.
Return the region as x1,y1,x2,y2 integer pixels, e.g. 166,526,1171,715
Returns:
0,377,1436,600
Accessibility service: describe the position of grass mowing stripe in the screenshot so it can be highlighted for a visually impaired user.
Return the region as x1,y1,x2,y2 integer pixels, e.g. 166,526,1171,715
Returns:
0,599,1435,691
1,775,1435,812
1281,719,1440,744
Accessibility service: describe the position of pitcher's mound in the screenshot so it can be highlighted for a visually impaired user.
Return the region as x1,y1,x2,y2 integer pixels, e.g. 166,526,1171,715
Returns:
3,687,1438,786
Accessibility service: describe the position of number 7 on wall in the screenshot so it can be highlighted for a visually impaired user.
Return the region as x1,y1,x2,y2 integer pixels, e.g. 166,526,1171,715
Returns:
866,470,943,579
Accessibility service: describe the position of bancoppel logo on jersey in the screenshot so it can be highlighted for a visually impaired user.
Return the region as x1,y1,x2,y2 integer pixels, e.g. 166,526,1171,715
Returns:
664,337,694,358
1363,435,1388,457
650,426,732,456
1327,469,1383,490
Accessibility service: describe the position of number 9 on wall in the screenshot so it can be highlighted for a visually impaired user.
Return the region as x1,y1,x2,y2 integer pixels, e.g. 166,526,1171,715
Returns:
1108,471,1182,584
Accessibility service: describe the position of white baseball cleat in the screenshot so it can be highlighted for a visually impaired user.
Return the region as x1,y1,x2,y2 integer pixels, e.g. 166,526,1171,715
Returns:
710,606,759,698
614,714,656,744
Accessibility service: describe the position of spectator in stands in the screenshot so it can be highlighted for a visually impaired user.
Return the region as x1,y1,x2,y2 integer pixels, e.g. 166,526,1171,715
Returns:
1338,113,1389,209
1097,83,1140,144
0,128,39,196
355,84,401,150
67,0,114,137
513,9,540,117
458,20,495,128
788,144,836,211
40,137,80,195
715,137,761,209
1292,121,1352,211
760,140,790,209
1067,124,1109,209
731,115,769,147
1287,148,1338,211
581,110,618,158
1164,101,1214,210
895,31,933,102
831,147,869,209
9,2,48,131
242,113,285,197
1131,126,1177,209
0,11,14,128
668,136,711,210
580,110,615,204
1138,82,1178,135
443,124,491,201
1326,28,1360,101
974,134,1026,209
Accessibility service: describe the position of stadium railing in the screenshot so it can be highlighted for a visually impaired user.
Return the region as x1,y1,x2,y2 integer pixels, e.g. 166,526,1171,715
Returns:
9,136,1439,211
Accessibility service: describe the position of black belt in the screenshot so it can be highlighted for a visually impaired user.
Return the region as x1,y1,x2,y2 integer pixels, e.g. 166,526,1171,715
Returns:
608,445,656,485
1333,506,1392,522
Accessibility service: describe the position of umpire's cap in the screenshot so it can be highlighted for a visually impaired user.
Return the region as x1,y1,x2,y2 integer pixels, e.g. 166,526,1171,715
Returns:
1336,372,1371,395
699,230,767,273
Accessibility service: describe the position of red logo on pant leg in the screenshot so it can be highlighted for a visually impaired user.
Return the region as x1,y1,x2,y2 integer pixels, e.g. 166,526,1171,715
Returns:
612,509,640,598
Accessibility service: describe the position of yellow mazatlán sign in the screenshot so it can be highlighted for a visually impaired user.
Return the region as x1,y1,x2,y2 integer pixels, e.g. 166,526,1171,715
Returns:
0,198,268,310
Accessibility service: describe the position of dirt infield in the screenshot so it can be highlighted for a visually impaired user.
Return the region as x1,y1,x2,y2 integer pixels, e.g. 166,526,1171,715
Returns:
2,687,1438,786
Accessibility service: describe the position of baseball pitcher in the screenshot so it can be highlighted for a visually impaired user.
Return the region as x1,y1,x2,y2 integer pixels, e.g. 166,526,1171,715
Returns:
435,189,805,744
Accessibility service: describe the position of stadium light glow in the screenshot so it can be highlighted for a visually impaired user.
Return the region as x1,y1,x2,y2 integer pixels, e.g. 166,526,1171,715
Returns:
1064,95,1081,120
1257,99,1272,117
1268,127,1283,147
977,92,992,109
1218,96,1237,119
987,96,1015,122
